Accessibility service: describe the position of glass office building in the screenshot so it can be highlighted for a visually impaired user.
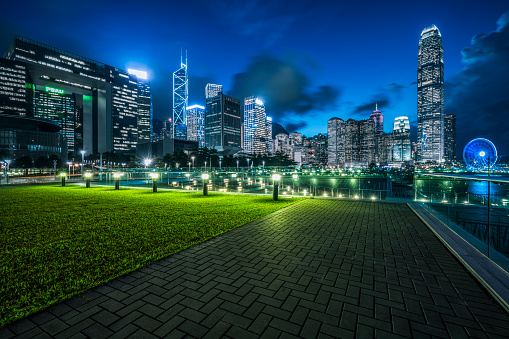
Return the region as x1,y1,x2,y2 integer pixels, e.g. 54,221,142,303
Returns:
205,94,241,156
0,58,33,117
243,96,268,155
393,116,411,161
186,105,205,147
173,53,188,139
4,36,149,155
417,25,444,162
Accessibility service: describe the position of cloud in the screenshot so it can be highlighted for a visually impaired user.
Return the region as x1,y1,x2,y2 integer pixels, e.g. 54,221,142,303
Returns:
230,54,340,121
353,98,389,115
285,121,308,133
446,11,509,156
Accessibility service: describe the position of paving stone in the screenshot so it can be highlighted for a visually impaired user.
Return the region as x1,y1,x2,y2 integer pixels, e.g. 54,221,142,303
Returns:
81,323,113,338
39,318,69,336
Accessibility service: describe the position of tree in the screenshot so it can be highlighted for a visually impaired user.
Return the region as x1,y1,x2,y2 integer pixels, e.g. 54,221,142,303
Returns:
15,156,33,176
34,156,51,173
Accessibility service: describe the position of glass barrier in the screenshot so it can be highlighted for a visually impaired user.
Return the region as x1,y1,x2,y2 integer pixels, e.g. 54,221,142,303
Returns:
415,173,509,273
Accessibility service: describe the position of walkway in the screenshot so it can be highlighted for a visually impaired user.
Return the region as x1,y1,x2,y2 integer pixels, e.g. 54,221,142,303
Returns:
1,200,508,338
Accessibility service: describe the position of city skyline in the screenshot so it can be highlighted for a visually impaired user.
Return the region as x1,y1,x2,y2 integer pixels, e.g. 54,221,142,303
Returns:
1,2,508,156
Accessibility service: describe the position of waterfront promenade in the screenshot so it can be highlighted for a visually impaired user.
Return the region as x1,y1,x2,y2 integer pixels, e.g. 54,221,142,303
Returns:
1,199,508,338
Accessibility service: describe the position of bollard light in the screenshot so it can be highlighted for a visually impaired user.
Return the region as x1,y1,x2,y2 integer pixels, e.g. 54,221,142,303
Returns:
292,174,298,179
150,173,159,192
272,174,281,201
85,172,92,188
202,173,209,196
60,172,66,186
114,172,122,190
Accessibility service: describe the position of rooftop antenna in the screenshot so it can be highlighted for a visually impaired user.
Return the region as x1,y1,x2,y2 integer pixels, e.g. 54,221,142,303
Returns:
376,102,378,111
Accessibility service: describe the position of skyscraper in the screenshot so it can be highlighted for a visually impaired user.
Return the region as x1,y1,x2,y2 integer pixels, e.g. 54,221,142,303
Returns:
370,104,383,135
393,116,411,161
205,93,241,156
173,51,188,139
444,114,457,161
186,105,205,147
243,96,268,155
344,118,375,165
128,69,151,144
327,117,345,168
205,84,222,99
0,58,33,117
4,36,141,154
417,25,444,162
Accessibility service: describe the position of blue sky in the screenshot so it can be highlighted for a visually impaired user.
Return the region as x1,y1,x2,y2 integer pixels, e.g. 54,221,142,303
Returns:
1,0,508,155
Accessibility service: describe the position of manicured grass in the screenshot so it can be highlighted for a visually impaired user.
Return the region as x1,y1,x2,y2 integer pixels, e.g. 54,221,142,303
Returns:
0,185,302,326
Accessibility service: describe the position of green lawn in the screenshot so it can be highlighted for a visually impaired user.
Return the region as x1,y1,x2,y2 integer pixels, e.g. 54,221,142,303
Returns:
0,185,302,326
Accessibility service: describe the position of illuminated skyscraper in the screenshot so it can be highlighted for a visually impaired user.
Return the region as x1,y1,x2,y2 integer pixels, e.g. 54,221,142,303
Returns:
205,93,241,156
327,117,345,167
128,69,151,144
393,116,411,161
186,105,205,147
267,116,273,154
205,84,222,99
173,51,188,139
370,104,383,135
0,58,33,117
243,96,268,155
417,25,444,162
444,114,456,161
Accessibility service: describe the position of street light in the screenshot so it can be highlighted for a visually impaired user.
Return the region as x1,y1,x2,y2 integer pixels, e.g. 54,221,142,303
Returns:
60,172,66,186
67,162,72,176
272,174,281,201
191,156,195,169
202,173,209,196
144,158,152,169
150,173,159,192
262,161,265,169
188,161,191,172
80,150,85,175
219,160,222,171
114,172,122,190
236,160,239,171
85,172,92,188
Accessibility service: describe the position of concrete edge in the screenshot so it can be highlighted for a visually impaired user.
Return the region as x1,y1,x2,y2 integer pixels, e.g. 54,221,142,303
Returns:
407,202,509,315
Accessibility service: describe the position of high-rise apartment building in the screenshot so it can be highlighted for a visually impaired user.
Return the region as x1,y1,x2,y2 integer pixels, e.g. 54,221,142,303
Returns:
205,94,242,155
186,105,205,147
4,36,147,154
417,25,444,162
327,117,345,167
205,84,222,99
444,114,456,161
274,133,290,156
393,116,411,161
344,118,375,165
173,52,188,139
243,96,268,155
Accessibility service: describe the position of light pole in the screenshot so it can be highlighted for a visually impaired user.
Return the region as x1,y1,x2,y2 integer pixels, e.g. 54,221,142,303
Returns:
67,162,72,176
272,174,281,201
202,173,209,196
191,156,195,169
236,160,239,171
292,174,298,190
150,173,158,192
5,160,11,183
114,172,121,190
85,172,92,188
80,150,85,175
262,161,265,170
144,158,151,169
247,159,250,172
219,160,222,171
176,163,179,171
188,162,191,172
204,161,207,171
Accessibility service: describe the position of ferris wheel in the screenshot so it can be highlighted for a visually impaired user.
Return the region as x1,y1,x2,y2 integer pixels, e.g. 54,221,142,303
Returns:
463,138,497,171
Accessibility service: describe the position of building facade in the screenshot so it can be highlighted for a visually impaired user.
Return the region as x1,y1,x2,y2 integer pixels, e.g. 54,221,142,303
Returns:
4,36,149,155
173,53,188,139
242,96,268,155
444,113,457,161
0,58,33,117
417,25,444,162
205,83,222,99
186,105,205,147
205,94,242,156
393,116,411,161
327,117,345,167
344,118,375,165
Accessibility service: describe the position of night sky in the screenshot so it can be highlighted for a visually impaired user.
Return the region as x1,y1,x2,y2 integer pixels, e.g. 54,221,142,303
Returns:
1,1,508,157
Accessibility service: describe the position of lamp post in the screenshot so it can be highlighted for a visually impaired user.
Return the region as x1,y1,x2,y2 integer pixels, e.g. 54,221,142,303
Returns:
67,162,72,176
150,173,159,192
176,163,179,171
204,161,207,171
85,172,92,188
262,161,265,170
292,174,298,190
247,159,250,170
144,158,151,169
80,150,85,175
202,173,209,196
272,174,281,201
236,160,239,171
191,156,195,169
188,161,191,172
114,172,121,190
219,160,222,171
60,172,66,186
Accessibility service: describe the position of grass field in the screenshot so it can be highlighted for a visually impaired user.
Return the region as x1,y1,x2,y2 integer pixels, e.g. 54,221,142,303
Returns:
0,185,302,326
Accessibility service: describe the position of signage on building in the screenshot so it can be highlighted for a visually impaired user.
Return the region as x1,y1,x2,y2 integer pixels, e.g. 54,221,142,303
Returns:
45,86,65,94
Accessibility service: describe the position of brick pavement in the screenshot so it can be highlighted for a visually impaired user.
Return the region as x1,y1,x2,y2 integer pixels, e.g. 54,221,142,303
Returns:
1,199,509,338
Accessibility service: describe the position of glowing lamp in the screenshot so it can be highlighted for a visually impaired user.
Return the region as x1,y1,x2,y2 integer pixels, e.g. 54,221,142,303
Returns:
272,174,281,181
113,173,122,178
150,173,159,179
202,173,209,180
85,173,92,178
292,174,298,179
60,172,66,177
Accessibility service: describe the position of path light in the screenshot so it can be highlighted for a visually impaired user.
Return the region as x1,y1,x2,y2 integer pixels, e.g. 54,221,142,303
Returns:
202,173,209,196
60,172,66,186
114,173,122,190
85,172,92,188
272,174,281,201
150,173,159,192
